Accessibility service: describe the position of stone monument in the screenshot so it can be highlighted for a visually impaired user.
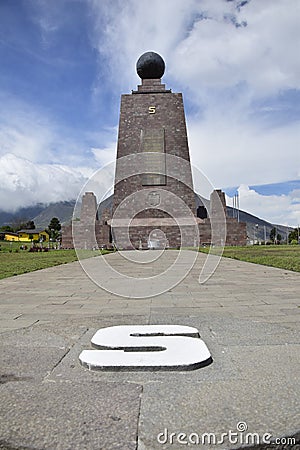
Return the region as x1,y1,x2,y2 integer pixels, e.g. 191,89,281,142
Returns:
61,52,247,249
111,51,198,249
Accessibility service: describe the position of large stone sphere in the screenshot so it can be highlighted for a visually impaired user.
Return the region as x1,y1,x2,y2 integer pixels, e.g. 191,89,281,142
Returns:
136,52,165,79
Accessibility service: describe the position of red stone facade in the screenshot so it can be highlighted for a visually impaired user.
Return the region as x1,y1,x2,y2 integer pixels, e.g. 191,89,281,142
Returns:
61,77,247,249
61,189,247,249
61,192,110,250
110,76,197,248
113,78,195,215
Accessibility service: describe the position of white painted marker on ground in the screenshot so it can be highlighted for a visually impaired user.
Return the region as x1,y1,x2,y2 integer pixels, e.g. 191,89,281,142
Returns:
79,325,212,371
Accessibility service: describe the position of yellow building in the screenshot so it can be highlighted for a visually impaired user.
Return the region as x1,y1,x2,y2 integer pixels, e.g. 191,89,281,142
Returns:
4,230,49,242
4,232,19,242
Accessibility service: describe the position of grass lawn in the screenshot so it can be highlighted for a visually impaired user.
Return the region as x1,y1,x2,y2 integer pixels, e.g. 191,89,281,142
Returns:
0,241,113,280
200,244,300,272
1,241,299,280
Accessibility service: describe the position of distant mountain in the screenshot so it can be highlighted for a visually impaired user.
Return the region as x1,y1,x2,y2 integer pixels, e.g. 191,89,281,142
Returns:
32,201,76,228
1,194,293,242
226,205,292,243
0,201,75,229
0,204,45,228
196,193,293,242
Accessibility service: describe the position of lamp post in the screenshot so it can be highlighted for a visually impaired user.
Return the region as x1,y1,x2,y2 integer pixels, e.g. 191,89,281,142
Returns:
255,224,258,245
50,228,54,249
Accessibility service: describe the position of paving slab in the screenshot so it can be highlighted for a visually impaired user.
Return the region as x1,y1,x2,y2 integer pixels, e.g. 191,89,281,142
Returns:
0,251,299,450
0,381,142,450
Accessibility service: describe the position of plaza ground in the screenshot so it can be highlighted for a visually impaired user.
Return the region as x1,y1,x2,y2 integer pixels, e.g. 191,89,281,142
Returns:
0,251,299,449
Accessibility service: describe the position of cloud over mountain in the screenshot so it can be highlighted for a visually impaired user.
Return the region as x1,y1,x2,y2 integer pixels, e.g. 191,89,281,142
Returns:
0,153,90,212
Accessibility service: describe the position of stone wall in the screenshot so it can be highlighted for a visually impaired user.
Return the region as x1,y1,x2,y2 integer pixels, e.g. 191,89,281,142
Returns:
61,74,247,250
61,194,111,250
61,189,247,250
113,77,196,222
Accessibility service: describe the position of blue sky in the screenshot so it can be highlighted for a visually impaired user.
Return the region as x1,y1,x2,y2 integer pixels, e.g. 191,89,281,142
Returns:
0,0,299,226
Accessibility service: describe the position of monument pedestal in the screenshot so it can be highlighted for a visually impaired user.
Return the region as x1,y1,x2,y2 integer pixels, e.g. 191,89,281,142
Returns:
112,52,197,249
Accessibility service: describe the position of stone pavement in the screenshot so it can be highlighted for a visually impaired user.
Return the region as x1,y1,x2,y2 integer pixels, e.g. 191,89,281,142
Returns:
0,251,299,450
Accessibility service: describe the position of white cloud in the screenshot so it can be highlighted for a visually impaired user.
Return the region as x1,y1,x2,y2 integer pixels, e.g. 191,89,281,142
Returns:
88,0,200,90
290,189,300,204
0,91,113,169
0,90,119,213
89,0,300,190
226,184,300,227
0,153,91,212
171,0,300,94
1,0,300,228
91,141,117,167
188,115,300,188
0,91,112,212
89,0,300,94
0,94,55,163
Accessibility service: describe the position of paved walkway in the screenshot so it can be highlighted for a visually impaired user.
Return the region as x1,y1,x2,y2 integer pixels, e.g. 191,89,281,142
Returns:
0,251,299,449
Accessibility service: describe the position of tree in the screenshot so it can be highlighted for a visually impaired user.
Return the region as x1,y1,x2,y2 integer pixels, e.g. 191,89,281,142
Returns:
270,227,276,243
48,217,61,231
47,217,62,242
270,227,281,244
48,217,61,232
23,220,35,230
288,227,300,244
0,225,14,232
11,218,35,232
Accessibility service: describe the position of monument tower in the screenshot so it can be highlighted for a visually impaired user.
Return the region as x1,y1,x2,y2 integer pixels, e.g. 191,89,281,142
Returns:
111,51,198,249
61,52,247,249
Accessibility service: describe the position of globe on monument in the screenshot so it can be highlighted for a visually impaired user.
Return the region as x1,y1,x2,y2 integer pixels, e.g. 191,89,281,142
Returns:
136,51,165,79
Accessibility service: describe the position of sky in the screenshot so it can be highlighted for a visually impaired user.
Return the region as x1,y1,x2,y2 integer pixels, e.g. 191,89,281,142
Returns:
0,0,299,227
